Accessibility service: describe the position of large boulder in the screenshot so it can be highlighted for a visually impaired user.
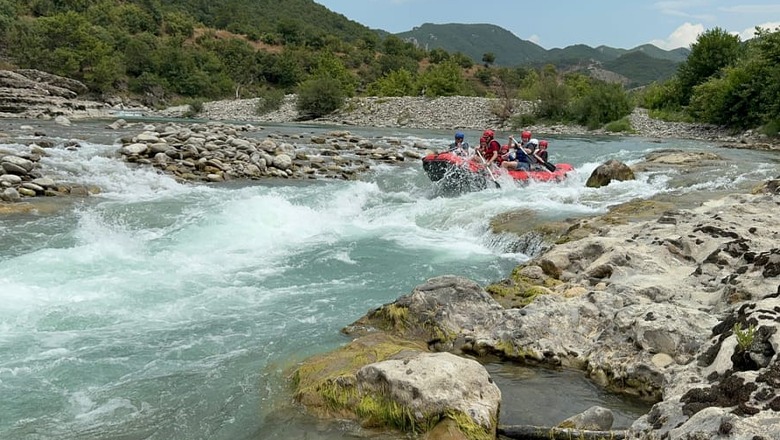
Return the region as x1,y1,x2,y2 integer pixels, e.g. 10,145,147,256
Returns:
357,351,501,438
292,332,500,439
586,159,635,188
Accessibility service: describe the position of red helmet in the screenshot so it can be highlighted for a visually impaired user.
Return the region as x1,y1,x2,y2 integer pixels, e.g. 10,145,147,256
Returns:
539,140,548,148
521,130,532,140
482,129,494,138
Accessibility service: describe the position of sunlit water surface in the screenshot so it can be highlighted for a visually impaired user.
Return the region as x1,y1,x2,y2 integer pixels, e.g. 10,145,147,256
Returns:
1,119,778,439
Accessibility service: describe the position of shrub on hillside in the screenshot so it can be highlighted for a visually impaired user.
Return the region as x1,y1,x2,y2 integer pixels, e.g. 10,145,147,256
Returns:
296,75,345,119
417,61,469,97
604,117,634,133
509,113,538,130
572,82,633,129
256,88,285,115
367,69,417,96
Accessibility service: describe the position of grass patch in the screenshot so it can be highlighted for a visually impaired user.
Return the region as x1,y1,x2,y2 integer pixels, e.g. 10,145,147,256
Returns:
485,265,559,308
604,117,635,133
446,410,494,440
733,322,756,352
356,394,430,432
376,304,409,331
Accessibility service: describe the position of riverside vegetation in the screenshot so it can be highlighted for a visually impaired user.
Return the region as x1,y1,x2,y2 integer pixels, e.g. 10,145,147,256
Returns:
0,0,778,139
2,2,780,439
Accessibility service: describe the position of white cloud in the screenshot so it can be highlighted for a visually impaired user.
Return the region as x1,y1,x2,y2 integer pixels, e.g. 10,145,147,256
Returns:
650,22,704,49
736,22,780,40
653,0,711,19
719,5,780,14
527,34,541,45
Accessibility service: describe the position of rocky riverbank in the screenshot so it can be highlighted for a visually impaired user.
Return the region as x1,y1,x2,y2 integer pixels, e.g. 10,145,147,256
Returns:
3,73,780,438
292,182,780,439
176,95,778,149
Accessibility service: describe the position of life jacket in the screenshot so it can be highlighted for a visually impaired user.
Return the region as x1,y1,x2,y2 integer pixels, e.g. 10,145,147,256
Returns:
485,139,502,164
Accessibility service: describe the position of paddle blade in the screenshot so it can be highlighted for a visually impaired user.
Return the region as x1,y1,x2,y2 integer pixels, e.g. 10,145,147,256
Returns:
543,161,556,172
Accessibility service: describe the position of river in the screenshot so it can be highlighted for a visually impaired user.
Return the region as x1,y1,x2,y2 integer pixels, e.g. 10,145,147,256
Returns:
1,118,778,439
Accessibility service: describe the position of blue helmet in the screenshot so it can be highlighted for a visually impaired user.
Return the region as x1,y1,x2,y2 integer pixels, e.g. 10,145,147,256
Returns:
455,131,465,140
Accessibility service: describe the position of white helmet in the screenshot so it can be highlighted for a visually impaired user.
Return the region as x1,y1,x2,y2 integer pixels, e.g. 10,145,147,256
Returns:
527,138,539,148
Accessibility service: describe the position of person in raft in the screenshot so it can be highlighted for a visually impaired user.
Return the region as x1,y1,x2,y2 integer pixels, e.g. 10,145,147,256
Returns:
518,130,532,147
475,135,488,159
448,131,470,157
480,130,503,168
535,139,549,163
502,135,536,171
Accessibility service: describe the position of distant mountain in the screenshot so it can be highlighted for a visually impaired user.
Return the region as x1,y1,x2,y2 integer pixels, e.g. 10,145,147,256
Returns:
394,23,689,86
603,51,679,87
629,44,690,62
396,23,548,66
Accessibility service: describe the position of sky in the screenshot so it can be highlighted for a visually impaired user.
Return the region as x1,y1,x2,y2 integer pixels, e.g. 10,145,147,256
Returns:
313,0,780,50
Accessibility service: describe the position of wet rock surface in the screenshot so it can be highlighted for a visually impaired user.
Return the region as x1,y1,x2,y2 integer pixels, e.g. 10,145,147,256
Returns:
327,188,780,439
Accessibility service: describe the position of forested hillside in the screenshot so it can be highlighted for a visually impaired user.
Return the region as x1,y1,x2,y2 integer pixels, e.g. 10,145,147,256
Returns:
0,0,401,103
0,1,776,134
397,23,548,66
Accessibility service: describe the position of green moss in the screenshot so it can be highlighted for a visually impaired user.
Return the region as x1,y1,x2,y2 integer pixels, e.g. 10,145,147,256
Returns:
486,267,556,308
445,410,494,440
318,377,358,410
355,394,433,432
292,333,426,414
557,420,576,429
493,339,538,361
374,303,410,331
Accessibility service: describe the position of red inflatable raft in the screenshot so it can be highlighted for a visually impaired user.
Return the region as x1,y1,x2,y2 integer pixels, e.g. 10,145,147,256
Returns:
422,151,574,191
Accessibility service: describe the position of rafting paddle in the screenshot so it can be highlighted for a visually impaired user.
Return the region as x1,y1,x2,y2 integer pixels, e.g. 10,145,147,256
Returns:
511,138,556,173
476,150,501,188
533,152,557,172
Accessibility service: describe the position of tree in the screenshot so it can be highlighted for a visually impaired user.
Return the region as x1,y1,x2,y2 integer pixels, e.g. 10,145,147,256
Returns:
573,81,633,129
296,75,345,119
451,52,474,69
0,0,16,37
417,60,468,97
310,52,358,97
677,27,742,105
428,48,450,64
367,69,416,96
482,52,495,67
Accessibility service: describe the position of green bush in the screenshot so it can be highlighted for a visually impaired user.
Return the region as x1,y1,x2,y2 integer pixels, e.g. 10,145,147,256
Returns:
417,60,468,97
637,79,685,110
572,82,633,129
509,113,537,130
296,75,345,119
367,69,416,97
534,73,570,120
475,68,492,86
761,119,780,137
256,88,285,115
604,117,634,133
183,99,203,118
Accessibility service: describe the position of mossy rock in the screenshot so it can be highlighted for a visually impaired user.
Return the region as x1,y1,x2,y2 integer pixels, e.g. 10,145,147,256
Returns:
292,333,427,417
293,333,497,439
346,302,457,346
489,209,537,236
485,264,558,308
600,199,677,224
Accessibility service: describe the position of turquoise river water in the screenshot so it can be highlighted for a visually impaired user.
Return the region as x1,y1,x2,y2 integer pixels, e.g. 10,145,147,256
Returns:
1,119,779,439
